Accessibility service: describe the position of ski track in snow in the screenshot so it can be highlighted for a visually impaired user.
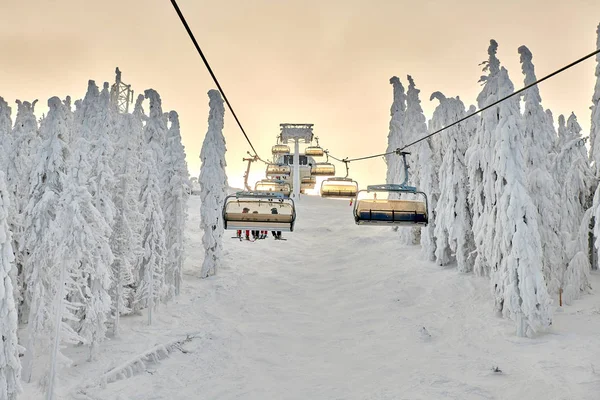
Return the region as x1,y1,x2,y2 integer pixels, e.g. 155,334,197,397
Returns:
22,194,600,400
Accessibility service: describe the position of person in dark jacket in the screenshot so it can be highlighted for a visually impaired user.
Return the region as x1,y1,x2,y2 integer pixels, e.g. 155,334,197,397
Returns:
270,207,282,239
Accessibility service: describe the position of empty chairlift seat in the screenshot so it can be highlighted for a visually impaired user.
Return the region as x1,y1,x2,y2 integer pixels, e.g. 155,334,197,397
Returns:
271,144,290,155
254,180,291,196
266,164,291,176
305,146,324,157
301,176,316,185
311,163,335,176
223,192,296,232
353,184,428,226
320,178,358,198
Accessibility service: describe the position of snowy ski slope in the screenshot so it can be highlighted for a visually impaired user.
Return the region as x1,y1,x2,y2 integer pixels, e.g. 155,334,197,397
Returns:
25,194,600,399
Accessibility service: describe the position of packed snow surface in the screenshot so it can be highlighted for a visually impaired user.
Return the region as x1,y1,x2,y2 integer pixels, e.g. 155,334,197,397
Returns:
25,194,600,399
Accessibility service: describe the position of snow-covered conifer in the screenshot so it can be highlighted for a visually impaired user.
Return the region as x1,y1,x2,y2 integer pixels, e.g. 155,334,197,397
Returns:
404,75,437,253
133,89,167,324
589,23,600,174
200,90,228,278
431,93,476,271
386,77,407,186
110,110,143,334
6,99,39,320
490,67,552,337
555,113,594,302
556,114,567,152
0,97,12,175
518,45,563,295
163,111,189,297
466,40,503,277
0,171,21,399
21,97,73,382
53,170,113,361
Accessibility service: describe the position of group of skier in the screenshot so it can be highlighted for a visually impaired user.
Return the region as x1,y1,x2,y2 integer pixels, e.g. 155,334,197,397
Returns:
236,207,283,241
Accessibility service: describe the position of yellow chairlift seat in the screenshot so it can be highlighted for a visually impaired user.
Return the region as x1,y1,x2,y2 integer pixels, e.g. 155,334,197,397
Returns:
266,164,291,176
311,163,335,176
272,144,290,155
254,180,291,196
301,176,317,185
320,178,358,198
305,146,324,157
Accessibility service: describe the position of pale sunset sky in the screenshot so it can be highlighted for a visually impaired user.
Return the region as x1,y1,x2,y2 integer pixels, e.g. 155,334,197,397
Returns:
1,0,598,191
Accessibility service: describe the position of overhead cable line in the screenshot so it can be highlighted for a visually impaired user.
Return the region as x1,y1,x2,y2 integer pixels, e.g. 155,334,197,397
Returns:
169,0,261,159
340,47,600,163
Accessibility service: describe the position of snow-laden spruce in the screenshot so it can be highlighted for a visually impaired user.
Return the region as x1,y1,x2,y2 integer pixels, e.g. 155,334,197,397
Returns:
466,39,503,277
386,77,407,187
589,23,600,175
74,81,117,227
52,168,113,362
0,97,12,172
0,171,21,400
6,99,40,321
555,113,594,303
490,67,552,337
431,93,476,271
200,89,228,278
163,111,189,297
21,97,76,383
110,107,144,335
399,76,432,247
134,90,167,324
518,45,563,296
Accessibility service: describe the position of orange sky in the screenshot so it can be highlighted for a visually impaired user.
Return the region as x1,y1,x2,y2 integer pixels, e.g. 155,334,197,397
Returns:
1,0,598,191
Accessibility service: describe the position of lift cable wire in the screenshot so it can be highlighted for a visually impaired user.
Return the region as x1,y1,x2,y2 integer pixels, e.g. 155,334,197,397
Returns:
337,47,600,164
169,0,261,159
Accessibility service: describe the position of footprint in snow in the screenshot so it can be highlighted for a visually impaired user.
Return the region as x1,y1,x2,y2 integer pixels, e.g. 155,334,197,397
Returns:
419,326,432,341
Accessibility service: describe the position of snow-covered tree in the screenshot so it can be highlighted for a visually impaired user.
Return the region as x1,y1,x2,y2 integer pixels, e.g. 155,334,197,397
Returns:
555,113,594,303
466,40,503,277
404,75,437,254
21,97,73,383
110,110,143,334
6,99,39,321
0,97,12,172
0,171,21,399
490,67,552,337
431,93,476,271
589,23,600,175
200,90,228,278
53,170,113,361
518,45,563,296
133,89,167,324
385,77,407,186
556,114,568,152
74,81,117,227
163,111,189,297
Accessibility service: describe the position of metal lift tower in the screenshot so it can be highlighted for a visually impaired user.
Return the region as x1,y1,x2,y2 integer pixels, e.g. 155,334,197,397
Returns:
279,123,314,199
110,67,134,113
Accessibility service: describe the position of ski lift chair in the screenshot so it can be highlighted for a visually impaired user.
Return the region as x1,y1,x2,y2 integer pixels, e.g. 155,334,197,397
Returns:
320,160,358,198
301,176,317,185
254,179,291,196
311,163,335,176
353,152,428,226
223,191,296,232
266,164,291,177
305,137,324,157
272,144,290,155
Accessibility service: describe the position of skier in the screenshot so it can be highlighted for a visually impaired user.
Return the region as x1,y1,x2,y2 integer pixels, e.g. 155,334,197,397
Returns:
237,207,251,240
251,211,260,239
270,207,282,239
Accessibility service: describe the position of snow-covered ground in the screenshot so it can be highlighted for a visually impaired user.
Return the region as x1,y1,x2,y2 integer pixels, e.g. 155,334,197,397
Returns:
24,194,600,399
